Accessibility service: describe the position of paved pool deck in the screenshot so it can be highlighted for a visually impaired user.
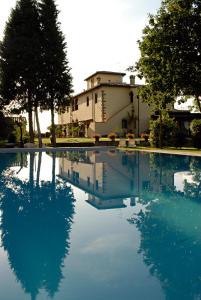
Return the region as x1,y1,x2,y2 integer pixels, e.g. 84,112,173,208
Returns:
119,147,201,157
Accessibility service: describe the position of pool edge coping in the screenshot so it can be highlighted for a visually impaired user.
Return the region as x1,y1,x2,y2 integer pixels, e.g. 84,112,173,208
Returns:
0,146,116,153
0,146,201,157
118,147,201,157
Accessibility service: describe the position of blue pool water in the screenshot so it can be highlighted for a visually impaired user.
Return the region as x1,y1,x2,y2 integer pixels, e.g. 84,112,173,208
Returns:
0,150,201,300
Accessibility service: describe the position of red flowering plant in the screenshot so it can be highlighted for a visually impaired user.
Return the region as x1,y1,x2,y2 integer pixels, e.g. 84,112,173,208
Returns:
126,133,135,139
141,132,149,142
93,133,101,142
108,132,117,141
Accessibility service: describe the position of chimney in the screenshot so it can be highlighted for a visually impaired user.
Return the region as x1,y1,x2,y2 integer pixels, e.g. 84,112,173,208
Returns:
130,75,135,85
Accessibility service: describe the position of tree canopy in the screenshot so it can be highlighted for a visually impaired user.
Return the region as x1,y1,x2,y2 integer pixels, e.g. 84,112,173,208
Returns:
136,0,201,112
0,0,73,145
0,0,43,142
39,0,73,146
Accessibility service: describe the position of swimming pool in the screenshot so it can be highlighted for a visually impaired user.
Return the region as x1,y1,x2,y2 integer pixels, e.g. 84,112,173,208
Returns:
0,150,200,299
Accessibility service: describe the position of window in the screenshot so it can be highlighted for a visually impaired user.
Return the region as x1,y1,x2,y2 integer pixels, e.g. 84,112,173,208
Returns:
97,77,101,84
122,119,128,129
86,96,89,106
96,180,99,190
75,98,78,111
95,93,98,104
129,91,134,103
71,100,74,111
87,177,90,186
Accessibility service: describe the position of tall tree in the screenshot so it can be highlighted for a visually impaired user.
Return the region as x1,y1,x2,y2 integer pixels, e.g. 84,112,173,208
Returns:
39,0,73,147
136,0,201,112
0,0,43,144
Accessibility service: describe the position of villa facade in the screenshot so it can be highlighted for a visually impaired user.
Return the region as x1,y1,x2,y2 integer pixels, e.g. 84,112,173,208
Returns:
58,71,149,137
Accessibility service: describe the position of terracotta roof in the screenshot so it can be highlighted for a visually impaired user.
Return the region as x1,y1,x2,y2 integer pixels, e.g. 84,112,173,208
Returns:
84,71,126,81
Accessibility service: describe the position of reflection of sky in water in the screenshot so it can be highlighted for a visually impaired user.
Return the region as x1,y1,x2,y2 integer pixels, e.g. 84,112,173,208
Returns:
174,171,194,192
8,153,59,183
0,151,201,299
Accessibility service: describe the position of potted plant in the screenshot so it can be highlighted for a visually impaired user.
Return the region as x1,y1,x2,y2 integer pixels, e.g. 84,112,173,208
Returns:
108,132,117,141
141,132,149,142
126,133,135,139
93,133,101,143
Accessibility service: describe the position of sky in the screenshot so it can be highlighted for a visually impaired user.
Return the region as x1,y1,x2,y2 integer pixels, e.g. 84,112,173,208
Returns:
0,0,162,131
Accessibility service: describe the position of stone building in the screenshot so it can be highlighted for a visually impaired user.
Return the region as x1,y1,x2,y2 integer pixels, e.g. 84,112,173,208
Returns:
58,71,149,137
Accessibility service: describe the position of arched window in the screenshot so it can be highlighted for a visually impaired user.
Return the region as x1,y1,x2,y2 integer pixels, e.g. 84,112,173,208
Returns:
129,91,134,103
86,96,89,106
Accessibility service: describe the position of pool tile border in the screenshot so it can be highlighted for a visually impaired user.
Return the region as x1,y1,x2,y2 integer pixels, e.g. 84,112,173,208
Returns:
0,146,116,153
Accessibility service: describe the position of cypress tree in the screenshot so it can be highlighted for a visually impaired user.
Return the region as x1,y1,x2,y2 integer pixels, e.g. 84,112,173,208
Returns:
0,0,43,144
39,0,73,147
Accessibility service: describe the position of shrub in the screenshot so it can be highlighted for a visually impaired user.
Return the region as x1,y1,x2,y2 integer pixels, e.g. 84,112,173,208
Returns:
8,133,17,143
23,136,29,144
190,119,201,149
172,122,186,148
0,112,15,140
150,115,174,147
45,132,51,138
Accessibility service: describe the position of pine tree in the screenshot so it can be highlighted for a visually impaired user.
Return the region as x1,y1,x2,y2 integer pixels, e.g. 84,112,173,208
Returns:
0,0,43,144
39,0,73,146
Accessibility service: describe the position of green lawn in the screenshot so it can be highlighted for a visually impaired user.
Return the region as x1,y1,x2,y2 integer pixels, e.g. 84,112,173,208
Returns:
37,137,94,144
36,137,116,144
35,137,143,144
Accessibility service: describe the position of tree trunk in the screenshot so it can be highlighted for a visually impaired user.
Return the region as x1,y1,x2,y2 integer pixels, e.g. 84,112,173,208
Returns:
28,90,34,143
159,110,163,149
51,102,56,147
19,124,23,148
195,95,201,113
34,106,42,148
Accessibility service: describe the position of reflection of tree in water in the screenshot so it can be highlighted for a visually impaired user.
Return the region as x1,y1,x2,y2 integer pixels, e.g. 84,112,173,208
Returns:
149,153,191,193
0,153,75,300
0,153,19,174
129,191,201,299
184,157,201,200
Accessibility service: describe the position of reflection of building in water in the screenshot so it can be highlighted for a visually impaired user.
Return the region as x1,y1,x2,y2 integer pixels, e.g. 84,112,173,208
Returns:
59,151,193,210
59,151,148,209
87,195,127,210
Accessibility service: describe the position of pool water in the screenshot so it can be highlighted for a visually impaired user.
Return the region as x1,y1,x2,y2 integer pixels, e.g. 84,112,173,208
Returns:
0,150,201,300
